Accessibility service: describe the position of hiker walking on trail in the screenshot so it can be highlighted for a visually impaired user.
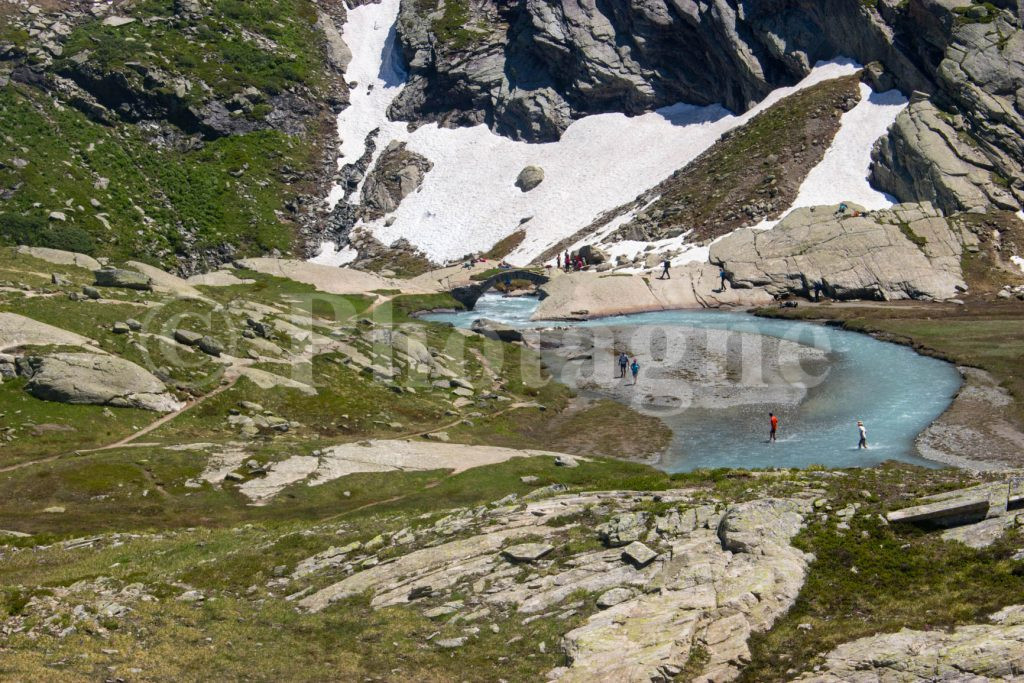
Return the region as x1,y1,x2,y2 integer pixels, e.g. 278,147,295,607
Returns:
564,250,570,272
857,420,868,449
659,259,671,280
719,267,728,292
630,357,640,385
769,412,779,443
556,253,561,270
618,352,629,379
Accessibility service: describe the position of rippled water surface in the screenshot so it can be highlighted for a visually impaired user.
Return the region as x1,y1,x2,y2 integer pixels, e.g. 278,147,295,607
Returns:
423,295,962,472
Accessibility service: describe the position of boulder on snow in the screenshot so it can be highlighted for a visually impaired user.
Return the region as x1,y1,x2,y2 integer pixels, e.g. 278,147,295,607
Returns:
23,353,182,412
515,166,545,192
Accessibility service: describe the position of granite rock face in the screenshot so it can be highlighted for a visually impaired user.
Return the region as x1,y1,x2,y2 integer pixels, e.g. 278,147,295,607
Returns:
710,202,970,301
389,0,940,143
386,0,1022,219
872,97,1020,215
296,487,818,681
360,141,433,220
792,605,1024,682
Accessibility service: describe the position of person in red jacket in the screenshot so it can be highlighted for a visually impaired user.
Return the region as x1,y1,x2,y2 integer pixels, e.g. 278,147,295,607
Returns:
769,413,779,443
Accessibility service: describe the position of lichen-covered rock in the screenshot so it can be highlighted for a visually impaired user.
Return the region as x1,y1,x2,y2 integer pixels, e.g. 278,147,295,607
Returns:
792,605,1024,682
710,202,969,301
24,353,182,412
597,511,648,547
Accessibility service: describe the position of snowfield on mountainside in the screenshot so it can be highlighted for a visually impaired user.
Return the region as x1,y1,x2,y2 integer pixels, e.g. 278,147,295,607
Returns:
317,0,908,267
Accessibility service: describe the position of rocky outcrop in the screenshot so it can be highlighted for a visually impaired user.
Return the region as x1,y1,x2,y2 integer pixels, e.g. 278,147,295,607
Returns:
533,267,774,319
710,202,970,301
0,313,95,353
23,353,182,412
15,246,101,271
792,605,1024,682
360,141,433,220
870,12,1024,214
871,97,1019,215
553,497,813,682
296,487,817,681
934,13,1024,207
388,0,938,143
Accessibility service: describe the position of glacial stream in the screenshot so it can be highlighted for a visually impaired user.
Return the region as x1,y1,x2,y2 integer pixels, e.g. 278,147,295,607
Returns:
423,294,962,472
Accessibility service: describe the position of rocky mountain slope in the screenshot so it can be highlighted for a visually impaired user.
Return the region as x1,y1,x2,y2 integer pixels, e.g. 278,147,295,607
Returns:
0,0,350,273
306,0,1022,290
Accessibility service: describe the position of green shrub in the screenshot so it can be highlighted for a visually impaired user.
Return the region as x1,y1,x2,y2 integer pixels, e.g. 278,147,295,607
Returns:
0,214,97,254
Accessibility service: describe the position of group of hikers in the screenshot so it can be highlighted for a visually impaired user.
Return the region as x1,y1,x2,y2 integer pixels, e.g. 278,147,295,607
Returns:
769,412,869,449
556,251,587,272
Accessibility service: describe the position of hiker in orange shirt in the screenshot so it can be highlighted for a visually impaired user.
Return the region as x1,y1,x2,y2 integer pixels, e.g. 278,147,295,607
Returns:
769,413,779,443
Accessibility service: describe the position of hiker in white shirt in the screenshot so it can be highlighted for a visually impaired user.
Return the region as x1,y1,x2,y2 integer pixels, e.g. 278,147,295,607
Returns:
857,420,867,449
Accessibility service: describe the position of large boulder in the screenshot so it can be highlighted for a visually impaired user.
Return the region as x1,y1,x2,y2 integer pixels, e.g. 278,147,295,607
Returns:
23,353,182,412
577,244,608,265
470,318,524,343
93,267,152,291
515,165,545,192
710,203,969,301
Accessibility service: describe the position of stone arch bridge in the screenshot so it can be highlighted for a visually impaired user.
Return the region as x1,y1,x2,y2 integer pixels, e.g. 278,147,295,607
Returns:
450,269,549,310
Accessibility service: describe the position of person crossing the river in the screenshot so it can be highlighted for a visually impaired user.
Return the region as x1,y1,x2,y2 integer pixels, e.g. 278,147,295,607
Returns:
618,352,629,379
630,357,640,385
857,420,868,449
769,412,779,443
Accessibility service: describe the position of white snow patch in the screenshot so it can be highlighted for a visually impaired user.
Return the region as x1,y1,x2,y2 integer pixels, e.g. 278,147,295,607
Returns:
326,0,407,208
321,0,868,266
1012,255,1024,274
309,241,358,267
768,83,907,224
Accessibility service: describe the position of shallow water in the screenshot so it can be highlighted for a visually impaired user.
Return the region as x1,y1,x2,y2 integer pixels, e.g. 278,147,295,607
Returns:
423,295,962,472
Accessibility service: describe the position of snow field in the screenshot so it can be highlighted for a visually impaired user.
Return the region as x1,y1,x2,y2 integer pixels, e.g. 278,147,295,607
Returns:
320,0,908,269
